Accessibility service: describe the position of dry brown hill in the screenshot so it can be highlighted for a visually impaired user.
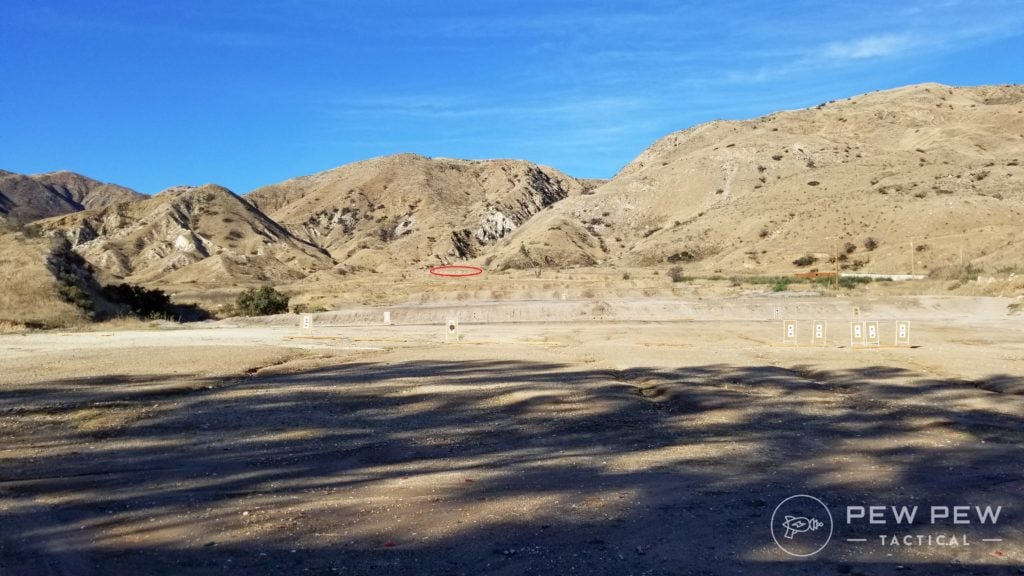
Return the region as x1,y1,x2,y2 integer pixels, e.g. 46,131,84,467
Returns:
38,184,334,286
0,170,143,225
0,233,108,328
496,83,1024,276
246,154,596,271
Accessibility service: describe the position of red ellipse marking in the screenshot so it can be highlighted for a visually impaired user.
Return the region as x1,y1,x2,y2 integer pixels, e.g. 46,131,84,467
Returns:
429,265,484,277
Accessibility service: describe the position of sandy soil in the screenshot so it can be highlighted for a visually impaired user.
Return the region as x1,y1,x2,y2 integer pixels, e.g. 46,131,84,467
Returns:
1,294,1022,575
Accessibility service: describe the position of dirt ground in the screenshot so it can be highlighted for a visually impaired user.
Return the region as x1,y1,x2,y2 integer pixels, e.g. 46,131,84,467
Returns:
1,294,1022,575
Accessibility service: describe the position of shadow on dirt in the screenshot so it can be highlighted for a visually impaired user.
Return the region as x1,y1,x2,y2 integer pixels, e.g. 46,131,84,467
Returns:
1,360,1021,575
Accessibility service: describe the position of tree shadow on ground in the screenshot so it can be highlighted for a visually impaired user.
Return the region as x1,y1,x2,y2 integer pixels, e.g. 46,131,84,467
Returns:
1,359,1022,575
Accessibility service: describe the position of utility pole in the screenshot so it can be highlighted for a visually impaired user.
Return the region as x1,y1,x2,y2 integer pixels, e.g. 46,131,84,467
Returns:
834,239,840,290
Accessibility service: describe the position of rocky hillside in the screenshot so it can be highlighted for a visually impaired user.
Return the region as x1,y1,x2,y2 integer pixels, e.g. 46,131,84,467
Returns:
246,154,597,271
498,83,1024,275
38,184,334,285
0,170,142,225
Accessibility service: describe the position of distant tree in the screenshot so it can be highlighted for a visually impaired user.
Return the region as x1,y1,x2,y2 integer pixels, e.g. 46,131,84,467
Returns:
235,286,289,316
103,283,172,317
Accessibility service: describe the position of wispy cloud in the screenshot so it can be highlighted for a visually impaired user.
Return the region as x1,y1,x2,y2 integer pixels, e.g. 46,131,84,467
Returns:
822,34,918,61
324,94,649,123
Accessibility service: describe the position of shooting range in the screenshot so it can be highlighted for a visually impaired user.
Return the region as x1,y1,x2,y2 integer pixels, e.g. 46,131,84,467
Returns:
445,319,460,342
895,321,911,347
865,321,880,346
782,320,798,345
850,321,864,346
811,320,828,346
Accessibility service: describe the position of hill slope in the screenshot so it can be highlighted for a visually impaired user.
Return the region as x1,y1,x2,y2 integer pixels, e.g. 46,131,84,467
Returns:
0,233,104,327
499,83,1024,275
0,170,143,225
39,184,333,285
246,154,597,271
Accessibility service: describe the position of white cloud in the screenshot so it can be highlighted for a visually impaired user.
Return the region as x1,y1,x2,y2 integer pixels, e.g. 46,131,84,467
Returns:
822,34,917,61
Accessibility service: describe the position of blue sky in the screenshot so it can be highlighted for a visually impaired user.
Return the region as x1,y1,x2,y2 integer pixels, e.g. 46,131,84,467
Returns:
2,1,1022,194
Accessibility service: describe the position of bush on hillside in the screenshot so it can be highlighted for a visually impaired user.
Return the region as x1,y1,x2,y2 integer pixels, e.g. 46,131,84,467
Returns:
235,286,290,316
103,283,171,317
792,255,818,267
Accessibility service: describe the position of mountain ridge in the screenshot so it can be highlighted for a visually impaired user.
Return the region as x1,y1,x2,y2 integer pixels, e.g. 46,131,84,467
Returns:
0,170,143,225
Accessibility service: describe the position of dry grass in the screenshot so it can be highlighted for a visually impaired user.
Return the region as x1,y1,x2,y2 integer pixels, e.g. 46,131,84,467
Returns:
70,316,185,332
0,234,84,328
68,406,150,436
0,320,28,334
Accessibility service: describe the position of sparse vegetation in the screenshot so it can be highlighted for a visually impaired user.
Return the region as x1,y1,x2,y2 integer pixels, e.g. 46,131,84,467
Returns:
929,264,983,281
235,286,290,316
57,284,93,311
864,237,879,251
667,251,696,263
792,255,818,267
667,266,688,283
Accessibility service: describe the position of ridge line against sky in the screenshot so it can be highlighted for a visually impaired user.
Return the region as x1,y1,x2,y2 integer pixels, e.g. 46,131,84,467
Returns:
1,0,1022,194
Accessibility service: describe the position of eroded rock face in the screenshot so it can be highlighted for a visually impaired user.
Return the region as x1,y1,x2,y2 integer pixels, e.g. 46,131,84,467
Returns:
244,155,588,266
38,184,334,283
449,229,477,258
475,211,517,243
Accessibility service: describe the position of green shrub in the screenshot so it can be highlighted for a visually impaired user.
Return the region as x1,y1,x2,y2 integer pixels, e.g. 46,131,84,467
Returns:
103,283,171,317
838,276,873,289
771,279,790,292
58,284,93,311
235,286,290,316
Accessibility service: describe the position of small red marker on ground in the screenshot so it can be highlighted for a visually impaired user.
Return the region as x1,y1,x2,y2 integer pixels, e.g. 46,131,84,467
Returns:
384,540,397,548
